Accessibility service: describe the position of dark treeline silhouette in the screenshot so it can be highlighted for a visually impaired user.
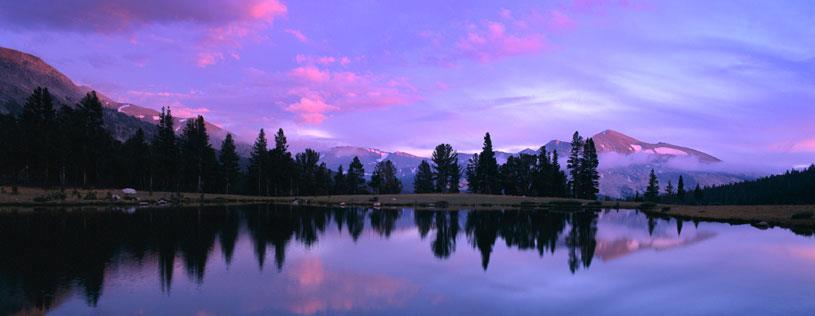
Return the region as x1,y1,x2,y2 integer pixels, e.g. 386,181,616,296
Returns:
0,87,404,196
694,165,815,205
413,131,595,198
628,165,815,205
1,88,600,198
0,205,603,314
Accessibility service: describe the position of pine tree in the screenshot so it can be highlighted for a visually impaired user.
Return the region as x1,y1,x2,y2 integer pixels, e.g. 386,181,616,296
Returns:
567,131,584,198
431,143,460,193
476,133,500,194
333,165,347,194
151,107,178,192
693,184,703,204
269,128,294,196
465,153,479,193
20,87,57,186
578,138,600,199
534,146,552,196
645,169,660,202
247,129,269,195
677,176,686,203
665,180,675,202
414,160,434,193
122,128,150,190
315,163,332,195
346,156,367,194
75,91,112,187
551,149,568,197
0,114,21,190
294,149,321,195
179,116,218,194
218,134,241,194
370,160,402,194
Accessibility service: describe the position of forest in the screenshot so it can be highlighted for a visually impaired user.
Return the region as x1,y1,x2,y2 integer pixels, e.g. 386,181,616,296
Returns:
0,87,603,198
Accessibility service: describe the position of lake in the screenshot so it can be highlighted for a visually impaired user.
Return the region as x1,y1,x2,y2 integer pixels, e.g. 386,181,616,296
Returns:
1,205,814,315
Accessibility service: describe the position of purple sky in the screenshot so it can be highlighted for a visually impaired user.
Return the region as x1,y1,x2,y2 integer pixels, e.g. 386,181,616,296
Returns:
1,0,813,167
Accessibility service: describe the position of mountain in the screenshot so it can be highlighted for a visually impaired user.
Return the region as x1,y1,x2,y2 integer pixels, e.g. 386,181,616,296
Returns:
0,46,226,142
534,129,721,163
318,130,749,196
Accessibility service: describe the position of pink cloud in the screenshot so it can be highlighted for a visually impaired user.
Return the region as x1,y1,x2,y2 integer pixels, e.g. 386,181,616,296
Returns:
791,139,815,152
284,65,419,124
286,29,309,43
195,0,288,67
290,66,331,82
169,105,211,119
197,52,224,67
547,10,576,30
295,54,352,66
435,81,450,91
283,258,418,315
286,96,338,124
455,20,547,63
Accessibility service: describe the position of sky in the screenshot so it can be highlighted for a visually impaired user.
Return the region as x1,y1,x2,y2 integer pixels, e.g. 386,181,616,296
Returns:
0,0,813,167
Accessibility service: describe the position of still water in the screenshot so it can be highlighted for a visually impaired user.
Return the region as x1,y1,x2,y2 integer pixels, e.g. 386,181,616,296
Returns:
1,205,814,315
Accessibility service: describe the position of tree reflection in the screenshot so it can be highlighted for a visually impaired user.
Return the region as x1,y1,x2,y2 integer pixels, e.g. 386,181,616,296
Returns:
0,205,689,314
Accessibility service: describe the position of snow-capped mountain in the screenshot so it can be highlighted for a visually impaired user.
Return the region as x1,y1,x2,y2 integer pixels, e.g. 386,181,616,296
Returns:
319,130,749,196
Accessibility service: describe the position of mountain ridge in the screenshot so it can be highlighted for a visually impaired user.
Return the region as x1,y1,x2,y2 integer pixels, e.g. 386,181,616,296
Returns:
0,46,226,142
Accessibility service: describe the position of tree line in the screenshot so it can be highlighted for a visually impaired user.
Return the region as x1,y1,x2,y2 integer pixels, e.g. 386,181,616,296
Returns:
0,87,404,196
1,87,601,199
632,170,705,204
413,132,599,199
693,165,815,205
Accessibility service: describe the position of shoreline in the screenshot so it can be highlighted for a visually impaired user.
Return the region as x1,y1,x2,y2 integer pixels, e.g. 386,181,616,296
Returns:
2,188,813,231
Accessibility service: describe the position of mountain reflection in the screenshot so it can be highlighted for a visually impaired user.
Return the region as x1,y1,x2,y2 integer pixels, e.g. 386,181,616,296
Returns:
1,205,713,314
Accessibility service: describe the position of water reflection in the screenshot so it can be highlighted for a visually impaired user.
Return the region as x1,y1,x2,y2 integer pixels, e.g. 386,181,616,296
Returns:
0,205,811,315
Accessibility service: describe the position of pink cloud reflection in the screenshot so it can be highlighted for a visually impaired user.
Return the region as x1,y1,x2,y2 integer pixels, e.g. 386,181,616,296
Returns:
284,258,418,315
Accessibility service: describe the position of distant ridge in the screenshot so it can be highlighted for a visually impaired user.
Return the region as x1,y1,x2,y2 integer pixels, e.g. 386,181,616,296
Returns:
0,46,227,142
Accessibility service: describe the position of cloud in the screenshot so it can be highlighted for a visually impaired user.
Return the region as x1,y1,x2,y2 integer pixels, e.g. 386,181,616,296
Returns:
285,29,309,43
790,139,815,153
455,20,547,63
0,0,289,68
169,104,211,119
295,54,353,66
290,66,331,82
283,64,419,124
0,0,287,33
286,96,338,124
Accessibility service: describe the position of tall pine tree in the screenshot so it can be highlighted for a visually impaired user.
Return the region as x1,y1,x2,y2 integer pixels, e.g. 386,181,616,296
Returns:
677,175,686,202
645,169,660,202
431,143,460,193
218,134,241,194
578,138,600,199
370,160,402,194
476,133,500,194
346,156,367,194
151,107,178,192
414,160,434,193
247,129,269,195
566,131,584,198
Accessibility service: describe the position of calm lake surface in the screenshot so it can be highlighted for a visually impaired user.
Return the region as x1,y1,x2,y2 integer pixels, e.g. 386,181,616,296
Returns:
1,205,814,315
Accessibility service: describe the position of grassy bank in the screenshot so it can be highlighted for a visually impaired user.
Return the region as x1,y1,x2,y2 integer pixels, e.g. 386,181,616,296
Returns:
640,203,815,230
0,187,279,207
2,187,813,230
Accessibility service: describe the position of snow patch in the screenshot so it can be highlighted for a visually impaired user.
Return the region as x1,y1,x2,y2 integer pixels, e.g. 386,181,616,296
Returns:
630,144,642,152
152,116,159,121
117,104,130,113
653,147,688,156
